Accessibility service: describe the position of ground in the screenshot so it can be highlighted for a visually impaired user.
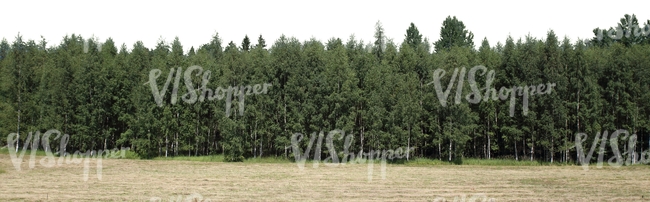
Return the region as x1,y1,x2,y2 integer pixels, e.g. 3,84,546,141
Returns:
1,154,649,201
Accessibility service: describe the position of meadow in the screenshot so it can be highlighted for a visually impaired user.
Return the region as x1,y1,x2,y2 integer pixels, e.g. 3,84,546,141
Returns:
1,150,649,201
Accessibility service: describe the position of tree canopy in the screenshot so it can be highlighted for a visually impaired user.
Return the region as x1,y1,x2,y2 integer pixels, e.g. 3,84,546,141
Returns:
1,14,649,165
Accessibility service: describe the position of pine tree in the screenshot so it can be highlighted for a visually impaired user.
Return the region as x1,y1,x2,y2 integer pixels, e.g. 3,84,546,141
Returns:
434,16,475,53
373,21,386,60
405,22,423,49
256,35,266,49
242,35,251,52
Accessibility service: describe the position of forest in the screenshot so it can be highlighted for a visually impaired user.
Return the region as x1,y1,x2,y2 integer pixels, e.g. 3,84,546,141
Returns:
1,14,650,164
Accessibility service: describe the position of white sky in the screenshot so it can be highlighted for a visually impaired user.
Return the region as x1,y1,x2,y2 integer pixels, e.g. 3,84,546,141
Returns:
3,0,650,52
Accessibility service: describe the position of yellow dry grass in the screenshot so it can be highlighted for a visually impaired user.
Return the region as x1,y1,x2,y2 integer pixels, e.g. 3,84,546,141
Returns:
1,154,649,201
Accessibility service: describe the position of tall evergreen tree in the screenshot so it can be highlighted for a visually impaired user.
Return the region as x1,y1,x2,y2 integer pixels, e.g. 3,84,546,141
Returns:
373,20,386,60
405,22,423,49
242,35,251,52
434,16,475,53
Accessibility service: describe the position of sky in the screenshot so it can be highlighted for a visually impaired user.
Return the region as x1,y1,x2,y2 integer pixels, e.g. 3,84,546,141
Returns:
3,0,650,52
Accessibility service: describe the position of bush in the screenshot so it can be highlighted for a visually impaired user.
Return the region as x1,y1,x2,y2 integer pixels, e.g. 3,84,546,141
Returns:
121,150,141,159
452,157,463,165
223,135,245,162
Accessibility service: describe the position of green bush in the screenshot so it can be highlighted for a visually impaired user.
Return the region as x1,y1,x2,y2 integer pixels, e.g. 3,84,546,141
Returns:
119,150,141,159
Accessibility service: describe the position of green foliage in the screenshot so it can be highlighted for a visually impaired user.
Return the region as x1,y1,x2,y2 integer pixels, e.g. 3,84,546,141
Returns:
434,16,475,53
242,35,251,51
373,21,386,60
3,17,650,166
256,35,266,49
405,23,422,48
121,150,141,159
406,157,551,166
590,14,650,47
0,147,48,156
153,154,224,162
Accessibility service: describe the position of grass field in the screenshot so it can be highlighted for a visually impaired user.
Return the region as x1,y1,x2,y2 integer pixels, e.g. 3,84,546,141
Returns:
1,152,650,201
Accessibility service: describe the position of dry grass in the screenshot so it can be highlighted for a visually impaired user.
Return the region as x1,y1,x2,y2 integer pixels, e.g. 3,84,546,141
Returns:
1,154,649,201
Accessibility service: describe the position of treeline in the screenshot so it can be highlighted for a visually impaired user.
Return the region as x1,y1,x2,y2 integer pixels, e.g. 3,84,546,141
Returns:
2,15,650,163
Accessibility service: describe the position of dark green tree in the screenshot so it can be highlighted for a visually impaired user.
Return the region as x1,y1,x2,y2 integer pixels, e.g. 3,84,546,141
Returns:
373,20,386,60
242,35,251,52
405,22,423,49
434,16,475,53
256,34,266,49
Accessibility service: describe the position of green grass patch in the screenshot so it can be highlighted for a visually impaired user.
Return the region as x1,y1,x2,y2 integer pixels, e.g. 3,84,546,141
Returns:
403,158,455,166
404,157,564,166
0,147,49,156
151,155,293,163
105,149,140,159
0,147,139,159
461,158,547,166
244,156,292,163
280,157,568,166
153,154,225,162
